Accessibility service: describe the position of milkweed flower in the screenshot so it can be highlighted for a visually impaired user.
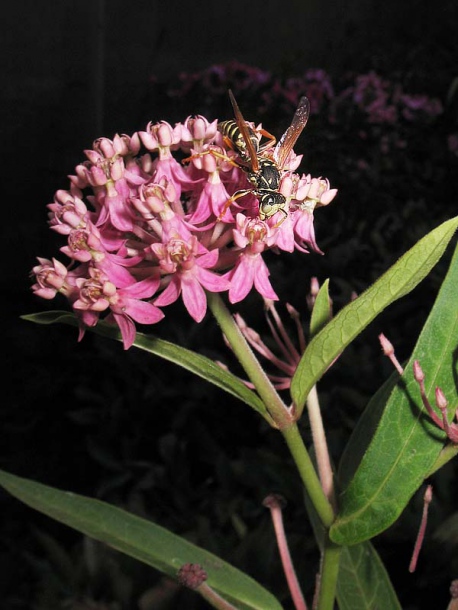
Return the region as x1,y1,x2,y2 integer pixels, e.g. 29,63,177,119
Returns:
32,257,73,300
31,102,336,348
151,232,230,322
73,270,164,349
225,214,279,303
289,175,338,253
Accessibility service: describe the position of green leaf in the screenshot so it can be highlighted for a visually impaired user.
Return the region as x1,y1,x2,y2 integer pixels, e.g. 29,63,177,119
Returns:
22,311,269,420
291,216,458,414
309,279,332,338
330,241,458,545
337,372,401,491
0,469,283,610
336,542,402,610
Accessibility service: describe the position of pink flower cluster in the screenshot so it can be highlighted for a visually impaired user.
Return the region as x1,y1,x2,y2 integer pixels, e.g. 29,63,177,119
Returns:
168,62,444,126
335,71,444,126
31,112,337,349
171,60,272,98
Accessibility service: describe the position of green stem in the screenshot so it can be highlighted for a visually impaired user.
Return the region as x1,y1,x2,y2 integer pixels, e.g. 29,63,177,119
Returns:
316,537,342,610
206,292,292,428
207,292,335,529
207,293,342,606
281,423,335,529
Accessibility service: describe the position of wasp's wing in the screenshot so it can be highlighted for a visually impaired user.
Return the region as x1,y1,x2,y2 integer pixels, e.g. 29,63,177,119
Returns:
228,89,259,173
274,96,310,169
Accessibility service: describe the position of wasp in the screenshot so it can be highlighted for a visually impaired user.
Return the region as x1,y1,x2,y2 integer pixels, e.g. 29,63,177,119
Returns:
218,89,310,223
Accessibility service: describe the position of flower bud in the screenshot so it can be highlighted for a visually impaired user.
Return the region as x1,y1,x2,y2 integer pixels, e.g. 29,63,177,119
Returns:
177,563,207,590
94,137,116,159
110,157,125,181
413,360,425,382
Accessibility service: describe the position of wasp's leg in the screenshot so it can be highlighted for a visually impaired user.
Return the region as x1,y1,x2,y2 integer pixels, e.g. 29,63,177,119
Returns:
257,128,277,153
272,208,289,228
182,148,241,167
216,189,252,221
221,135,237,152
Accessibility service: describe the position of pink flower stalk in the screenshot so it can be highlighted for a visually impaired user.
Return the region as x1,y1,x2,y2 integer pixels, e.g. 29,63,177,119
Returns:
31,104,336,347
306,276,320,311
409,484,433,573
413,360,458,443
225,276,338,394
233,298,309,390
177,563,239,610
378,333,404,375
263,494,308,610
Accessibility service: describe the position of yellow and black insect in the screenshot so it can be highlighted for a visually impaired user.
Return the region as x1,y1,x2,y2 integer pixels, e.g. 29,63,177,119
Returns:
218,89,310,223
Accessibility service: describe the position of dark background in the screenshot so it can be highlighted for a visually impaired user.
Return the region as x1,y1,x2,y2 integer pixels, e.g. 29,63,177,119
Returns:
1,1,458,609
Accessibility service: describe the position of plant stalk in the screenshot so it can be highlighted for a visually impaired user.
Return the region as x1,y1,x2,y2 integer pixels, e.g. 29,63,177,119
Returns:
281,423,335,528
315,536,341,610
206,291,293,428
306,385,336,509
207,292,335,529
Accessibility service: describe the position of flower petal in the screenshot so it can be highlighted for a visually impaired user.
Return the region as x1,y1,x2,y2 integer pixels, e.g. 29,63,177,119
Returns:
181,275,207,322
154,277,181,307
228,257,255,304
111,312,136,349
253,258,279,300
125,299,164,325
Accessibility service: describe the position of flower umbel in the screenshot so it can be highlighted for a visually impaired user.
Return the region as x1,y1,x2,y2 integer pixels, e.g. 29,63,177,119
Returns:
31,101,336,347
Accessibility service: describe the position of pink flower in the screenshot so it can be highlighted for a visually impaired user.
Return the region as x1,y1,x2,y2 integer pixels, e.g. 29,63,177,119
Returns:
306,177,338,207
93,134,141,158
95,180,135,232
31,257,71,300
186,151,235,224
61,220,144,287
292,206,321,254
152,233,230,322
73,269,163,349
47,190,90,235
152,155,197,201
228,253,278,304
180,115,219,152
137,121,197,200
226,215,278,303
287,176,337,253
137,120,182,153
400,94,443,122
